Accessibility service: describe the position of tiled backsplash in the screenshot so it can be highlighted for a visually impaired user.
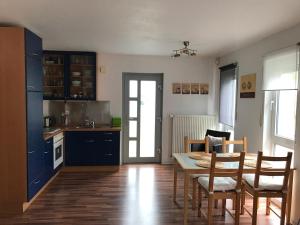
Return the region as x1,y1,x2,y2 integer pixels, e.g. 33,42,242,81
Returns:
43,100,111,126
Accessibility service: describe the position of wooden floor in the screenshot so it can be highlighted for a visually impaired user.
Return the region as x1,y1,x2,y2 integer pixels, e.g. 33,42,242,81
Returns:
0,164,282,225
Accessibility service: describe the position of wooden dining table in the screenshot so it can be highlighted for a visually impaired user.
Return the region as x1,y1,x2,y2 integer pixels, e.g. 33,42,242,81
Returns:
172,153,295,225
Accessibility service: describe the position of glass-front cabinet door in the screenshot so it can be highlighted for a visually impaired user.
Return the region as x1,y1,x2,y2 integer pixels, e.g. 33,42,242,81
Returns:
43,53,65,99
42,51,96,100
69,54,96,100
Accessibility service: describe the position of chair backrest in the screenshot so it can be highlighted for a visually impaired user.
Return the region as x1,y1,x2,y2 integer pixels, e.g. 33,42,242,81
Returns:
254,151,292,192
208,152,245,193
221,136,248,153
206,129,231,140
184,136,209,153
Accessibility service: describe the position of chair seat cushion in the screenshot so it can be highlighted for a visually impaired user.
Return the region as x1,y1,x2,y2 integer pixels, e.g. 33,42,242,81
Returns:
191,174,209,178
198,176,237,192
243,174,283,191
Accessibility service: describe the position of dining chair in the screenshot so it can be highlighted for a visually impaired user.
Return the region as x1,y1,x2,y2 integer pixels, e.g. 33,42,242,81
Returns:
184,136,209,209
221,136,248,153
241,151,293,225
197,152,245,225
184,131,231,210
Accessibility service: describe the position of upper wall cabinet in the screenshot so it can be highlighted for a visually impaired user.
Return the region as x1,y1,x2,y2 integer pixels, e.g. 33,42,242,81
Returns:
43,51,96,100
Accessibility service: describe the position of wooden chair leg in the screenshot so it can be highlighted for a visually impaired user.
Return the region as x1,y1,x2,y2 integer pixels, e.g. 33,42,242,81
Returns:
232,198,236,210
235,194,241,225
280,194,287,225
198,185,202,217
207,195,213,225
266,197,271,215
252,194,258,225
241,185,245,215
192,178,197,210
222,199,226,216
214,199,218,208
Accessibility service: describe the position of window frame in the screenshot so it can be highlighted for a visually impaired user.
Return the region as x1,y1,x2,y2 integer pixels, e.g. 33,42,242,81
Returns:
270,90,296,155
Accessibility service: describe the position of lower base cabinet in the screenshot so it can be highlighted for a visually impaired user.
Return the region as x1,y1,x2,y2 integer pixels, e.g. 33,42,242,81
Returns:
28,138,55,200
65,131,120,166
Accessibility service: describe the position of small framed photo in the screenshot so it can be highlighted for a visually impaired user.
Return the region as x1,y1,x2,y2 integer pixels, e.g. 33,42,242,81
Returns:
191,83,200,94
182,83,191,94
200,84,209,95
172,83,181,94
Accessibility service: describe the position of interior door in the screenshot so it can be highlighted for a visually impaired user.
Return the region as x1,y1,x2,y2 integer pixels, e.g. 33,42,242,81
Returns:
123,73,163,163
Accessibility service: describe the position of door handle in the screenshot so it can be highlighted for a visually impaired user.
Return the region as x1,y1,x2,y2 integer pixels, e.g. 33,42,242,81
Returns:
33,179,40,184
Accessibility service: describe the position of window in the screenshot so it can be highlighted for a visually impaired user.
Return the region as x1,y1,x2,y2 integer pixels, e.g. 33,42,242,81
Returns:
219,63,237,127
271,90,297,157
262,45,299,159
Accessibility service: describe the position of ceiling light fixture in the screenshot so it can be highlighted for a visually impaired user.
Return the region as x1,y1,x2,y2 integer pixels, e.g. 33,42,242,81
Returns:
172,41,197,58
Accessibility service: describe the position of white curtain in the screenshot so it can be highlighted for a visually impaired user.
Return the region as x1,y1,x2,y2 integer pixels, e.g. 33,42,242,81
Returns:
263,45,299,91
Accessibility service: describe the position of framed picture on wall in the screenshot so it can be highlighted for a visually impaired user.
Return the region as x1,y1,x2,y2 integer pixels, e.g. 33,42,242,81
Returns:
200,83,209,94
191,83,200,94
172,83,182,94
240,73,256,98
182,83,191,94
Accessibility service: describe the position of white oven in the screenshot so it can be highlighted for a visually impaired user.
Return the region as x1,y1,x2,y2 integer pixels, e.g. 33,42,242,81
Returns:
53,132,64,169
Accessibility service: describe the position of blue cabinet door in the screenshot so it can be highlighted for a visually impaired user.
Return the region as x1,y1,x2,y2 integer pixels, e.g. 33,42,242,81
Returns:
27,92,43,149
26,56,43,92
25,29,42,58
25,29,43,92
65,132,97,166
27,92,44,200
65,131,120,166
43,138,54,183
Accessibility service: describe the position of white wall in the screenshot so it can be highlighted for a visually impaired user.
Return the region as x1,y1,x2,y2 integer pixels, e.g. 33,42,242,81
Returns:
96,53,215,163
220,23,300,222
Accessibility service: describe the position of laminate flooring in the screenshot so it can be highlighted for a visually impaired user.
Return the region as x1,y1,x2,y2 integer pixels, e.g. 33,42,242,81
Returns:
0,164,282,225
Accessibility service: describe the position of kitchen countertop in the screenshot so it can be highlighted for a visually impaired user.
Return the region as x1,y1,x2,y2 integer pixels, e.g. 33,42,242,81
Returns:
43,126,122,140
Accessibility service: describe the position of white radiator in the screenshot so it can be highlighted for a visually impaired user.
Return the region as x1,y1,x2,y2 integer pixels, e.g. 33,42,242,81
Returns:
171,114,217,154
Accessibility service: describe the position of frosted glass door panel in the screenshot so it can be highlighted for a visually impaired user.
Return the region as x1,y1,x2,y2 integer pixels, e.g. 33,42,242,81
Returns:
140,81,156,157
129,120,137,138
129,140,137,158
129,101,137,118
129,80,138,98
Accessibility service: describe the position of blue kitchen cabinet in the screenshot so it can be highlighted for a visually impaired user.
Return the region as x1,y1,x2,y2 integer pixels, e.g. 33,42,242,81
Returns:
65,131,120,166
25,29,45,201
25,29,43,58
43,138,54,183
43,51,96,100
25,29,43,92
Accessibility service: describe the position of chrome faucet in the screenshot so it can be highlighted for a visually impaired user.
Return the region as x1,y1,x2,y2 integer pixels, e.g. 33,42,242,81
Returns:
90,121,95,128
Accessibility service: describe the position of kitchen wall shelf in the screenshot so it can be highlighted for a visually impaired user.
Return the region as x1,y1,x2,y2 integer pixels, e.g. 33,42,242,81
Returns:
43,51,96,100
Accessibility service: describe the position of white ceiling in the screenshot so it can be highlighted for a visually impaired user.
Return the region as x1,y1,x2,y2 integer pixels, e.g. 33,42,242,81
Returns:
1,0,300,57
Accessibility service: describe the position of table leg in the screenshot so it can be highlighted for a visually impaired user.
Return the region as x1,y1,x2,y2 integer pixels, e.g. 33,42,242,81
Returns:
184,172,190,225
173,163,178,202
286,170,294,225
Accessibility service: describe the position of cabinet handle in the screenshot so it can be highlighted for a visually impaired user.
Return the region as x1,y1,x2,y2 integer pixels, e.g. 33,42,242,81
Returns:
105,153,113,156
104,139,112,142
104,132,113,135
28,150,35,154
44,151,49,154
46,140,51,144
85,139,95,143
27,85,35,89
32,53,39,56
33,179,40,184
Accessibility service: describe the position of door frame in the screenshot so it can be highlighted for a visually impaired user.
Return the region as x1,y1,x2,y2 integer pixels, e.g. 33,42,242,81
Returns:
122,73,163,164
